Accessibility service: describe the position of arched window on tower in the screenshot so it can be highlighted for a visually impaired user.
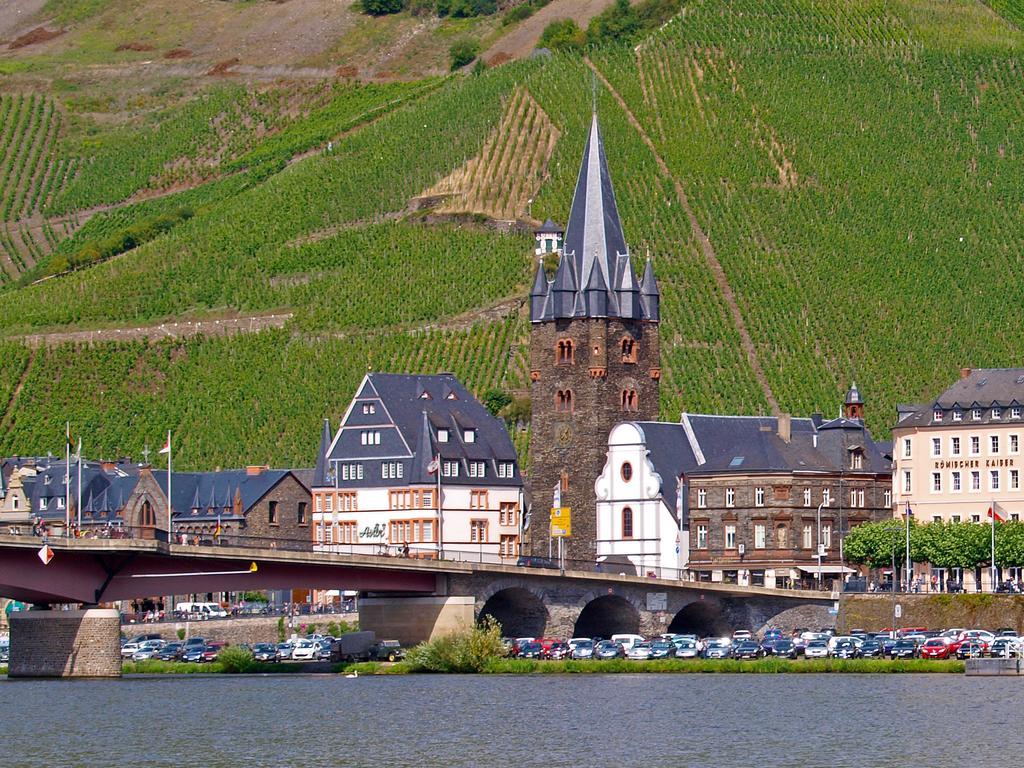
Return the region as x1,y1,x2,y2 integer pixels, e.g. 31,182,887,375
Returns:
622,507,634,539
621,336,638,364
555,389,574,413
556,339,575,364
620,388,639,412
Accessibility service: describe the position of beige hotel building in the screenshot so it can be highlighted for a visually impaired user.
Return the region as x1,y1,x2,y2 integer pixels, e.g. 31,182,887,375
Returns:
892,368,1024,588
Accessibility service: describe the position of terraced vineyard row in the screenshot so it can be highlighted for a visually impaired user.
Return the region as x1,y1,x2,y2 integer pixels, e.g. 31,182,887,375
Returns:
0,94,74,281
0,322,526,470
592,0,1024,435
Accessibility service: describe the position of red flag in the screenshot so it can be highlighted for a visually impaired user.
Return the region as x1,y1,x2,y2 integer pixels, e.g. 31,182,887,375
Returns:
987,504,1005,523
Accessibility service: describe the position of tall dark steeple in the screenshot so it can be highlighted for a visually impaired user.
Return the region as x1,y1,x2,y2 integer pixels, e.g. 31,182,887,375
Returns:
313,418,331,486
527,109,661,567
529,113,658,324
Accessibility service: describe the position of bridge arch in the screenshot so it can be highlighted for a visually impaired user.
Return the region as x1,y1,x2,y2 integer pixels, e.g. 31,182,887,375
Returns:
668,598,731,637
477,585,549,638
573,592,641,638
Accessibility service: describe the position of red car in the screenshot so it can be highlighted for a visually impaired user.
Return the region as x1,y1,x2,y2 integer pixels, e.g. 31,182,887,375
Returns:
201,642,228,662
919,638,952,659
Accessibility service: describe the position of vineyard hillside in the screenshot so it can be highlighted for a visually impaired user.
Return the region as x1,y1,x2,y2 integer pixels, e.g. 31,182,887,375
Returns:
0,0,1023,474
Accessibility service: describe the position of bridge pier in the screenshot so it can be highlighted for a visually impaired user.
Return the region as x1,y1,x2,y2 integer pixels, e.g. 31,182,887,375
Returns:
358,596,475,647
9,608,122,678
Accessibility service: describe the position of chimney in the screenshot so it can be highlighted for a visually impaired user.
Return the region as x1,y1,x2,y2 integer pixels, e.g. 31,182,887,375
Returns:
246,465,268,476
960,367,972,380
777,413,791,444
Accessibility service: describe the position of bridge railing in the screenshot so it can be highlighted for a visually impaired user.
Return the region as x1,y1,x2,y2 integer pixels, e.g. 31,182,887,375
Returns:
7,525,853,592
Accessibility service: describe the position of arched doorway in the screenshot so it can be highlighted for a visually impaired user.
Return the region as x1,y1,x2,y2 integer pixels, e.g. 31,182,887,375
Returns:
137,499,157,539
668,600,730,636
573,594,639,638
478,587,548,638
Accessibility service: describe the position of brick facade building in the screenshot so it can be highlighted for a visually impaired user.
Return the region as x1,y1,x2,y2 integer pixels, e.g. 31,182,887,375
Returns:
527,113,660,565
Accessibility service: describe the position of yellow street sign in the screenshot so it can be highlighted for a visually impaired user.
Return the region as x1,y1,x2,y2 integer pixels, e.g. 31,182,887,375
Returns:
250,562,259,572
550,506,571,538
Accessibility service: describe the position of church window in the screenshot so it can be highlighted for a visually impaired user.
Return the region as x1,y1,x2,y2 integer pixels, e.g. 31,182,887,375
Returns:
621,337,638,364
556,339,575,364
620,388,638,412
622,507,634,539
620,462,633,482
555,390,574,412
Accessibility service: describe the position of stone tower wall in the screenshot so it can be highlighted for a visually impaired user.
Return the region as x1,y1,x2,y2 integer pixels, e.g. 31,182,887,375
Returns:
528,315,659,565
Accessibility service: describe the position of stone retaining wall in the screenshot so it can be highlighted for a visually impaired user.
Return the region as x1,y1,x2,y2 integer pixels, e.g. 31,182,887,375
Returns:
840,594,1024,632
122,614,359,645
10,609,121,678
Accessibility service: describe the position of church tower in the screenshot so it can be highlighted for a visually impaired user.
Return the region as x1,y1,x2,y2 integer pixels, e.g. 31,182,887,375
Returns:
527,114,661,566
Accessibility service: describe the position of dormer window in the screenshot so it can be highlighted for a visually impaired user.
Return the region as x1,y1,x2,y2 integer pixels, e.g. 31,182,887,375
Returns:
464,429,476,444
1013,407,1022,419
44,474,51,485
851,450,864,470
993,407,1002,420
362,403,376,415
438,429,449,443
953,409,963,422
933,408,943,421
360,430,381,446
972,408,982,420
419,391,431,400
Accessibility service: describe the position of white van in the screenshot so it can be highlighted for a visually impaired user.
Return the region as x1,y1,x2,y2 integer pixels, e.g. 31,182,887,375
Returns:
174,602,227,620
611,634,645,651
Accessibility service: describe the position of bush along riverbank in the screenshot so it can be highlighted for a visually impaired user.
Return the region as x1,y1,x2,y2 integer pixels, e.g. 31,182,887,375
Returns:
124,647,307,674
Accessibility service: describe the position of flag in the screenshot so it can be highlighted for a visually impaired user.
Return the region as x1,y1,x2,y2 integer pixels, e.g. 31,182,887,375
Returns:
987,503,1005,523
427,454,439,474
75,437,82,462
214,513,222,539
159,435,171,455
904,502,914,518
65,424,76,453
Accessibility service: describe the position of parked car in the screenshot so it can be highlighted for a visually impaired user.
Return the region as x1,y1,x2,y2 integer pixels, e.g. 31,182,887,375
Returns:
518,642,544,659
202,642,227,662
125,633,163,646
545,641,571,660
131,640,166,661
832,642,861,659
276,642,295,661
804,640,830,659
956,640,986,659
511,638,535,656
732,630,752,641
889,640,918,659
181,646,207,663
182,637,206,650
152,643,182,662
674,641,700,659
771,639,797,659
0,643,9,664
703,639,732,659
594,640,624,660
252,643,278,662
734,640,763,660
516,556,556,569
989,638,1021,658
859,640,883,658
571,640,595,660
626,642,653,660
291,639,319,661
611,634,645,651
120,643,144,659
919,638,952,659
648,640,675,659
568,638,591,651
369,640,405,662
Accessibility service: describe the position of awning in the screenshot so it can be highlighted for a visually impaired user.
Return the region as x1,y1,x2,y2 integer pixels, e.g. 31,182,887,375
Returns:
798,565,856,575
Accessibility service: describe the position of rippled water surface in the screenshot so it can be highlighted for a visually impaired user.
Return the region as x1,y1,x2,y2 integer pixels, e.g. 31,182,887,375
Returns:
1,673,1019,767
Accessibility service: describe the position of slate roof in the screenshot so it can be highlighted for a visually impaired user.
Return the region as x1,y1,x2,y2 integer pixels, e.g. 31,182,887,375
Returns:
318,373,522,490
530,114,659,323
154,469,293,522
623,412,891,513
535,218,563,234
896,368,1024,429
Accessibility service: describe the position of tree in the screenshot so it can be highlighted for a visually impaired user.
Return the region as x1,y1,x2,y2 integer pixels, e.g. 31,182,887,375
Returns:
995,521,1024,568
361,0,406,15
844,519,906,570
449,39,480,70
539,19,586,52
481,388,512,417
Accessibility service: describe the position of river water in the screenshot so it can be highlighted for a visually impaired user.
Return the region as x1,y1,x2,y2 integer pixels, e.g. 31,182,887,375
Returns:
0,673,1018,767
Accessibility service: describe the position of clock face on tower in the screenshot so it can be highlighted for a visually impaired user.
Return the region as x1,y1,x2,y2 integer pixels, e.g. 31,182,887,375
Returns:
556,423,573,447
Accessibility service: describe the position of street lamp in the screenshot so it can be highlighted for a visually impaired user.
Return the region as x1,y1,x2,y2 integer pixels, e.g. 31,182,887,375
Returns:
816,501,825,591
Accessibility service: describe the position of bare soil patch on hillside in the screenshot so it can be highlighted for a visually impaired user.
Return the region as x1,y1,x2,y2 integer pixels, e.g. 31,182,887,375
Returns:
0,0,47,44
9,25,63,49
483,0,621,63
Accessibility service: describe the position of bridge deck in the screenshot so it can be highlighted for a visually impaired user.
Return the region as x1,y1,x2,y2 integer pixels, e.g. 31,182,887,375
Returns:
0,534,833,603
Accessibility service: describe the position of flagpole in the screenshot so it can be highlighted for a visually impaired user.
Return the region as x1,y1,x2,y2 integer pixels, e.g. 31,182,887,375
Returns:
436,454,443,560
65,421,71,535
905,502,911,592
167,430,173,541
991,499,997,593
76,438,82,531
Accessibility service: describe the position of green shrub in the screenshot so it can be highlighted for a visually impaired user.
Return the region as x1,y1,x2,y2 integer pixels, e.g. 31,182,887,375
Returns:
361,0,406,15
218,646,256,674
406,616,504,672
176,628,186,641
277,617,286,643
449,39,481,70
327,621,340,637
538,19,585,52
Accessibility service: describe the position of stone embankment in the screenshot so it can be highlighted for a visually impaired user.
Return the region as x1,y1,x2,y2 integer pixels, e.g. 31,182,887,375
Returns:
840,594,1024,631
122,613,358,645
